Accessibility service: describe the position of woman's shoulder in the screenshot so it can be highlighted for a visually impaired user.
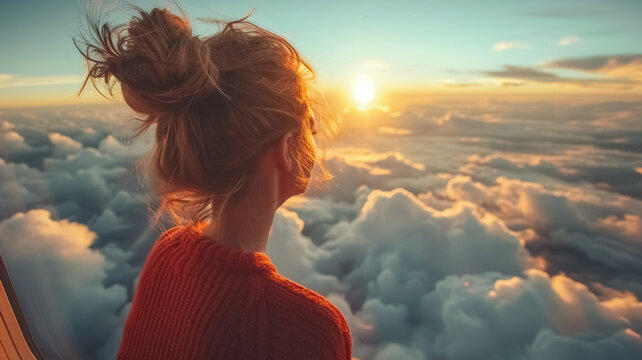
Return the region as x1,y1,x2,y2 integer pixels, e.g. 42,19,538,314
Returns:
140,226,188,267
264,274,352,358
265,273,351,336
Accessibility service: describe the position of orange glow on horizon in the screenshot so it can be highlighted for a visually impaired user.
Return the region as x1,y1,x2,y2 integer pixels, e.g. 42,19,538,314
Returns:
2,79,642,109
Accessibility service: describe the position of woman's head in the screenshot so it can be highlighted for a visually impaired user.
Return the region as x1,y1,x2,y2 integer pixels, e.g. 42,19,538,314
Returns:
75,6,338,225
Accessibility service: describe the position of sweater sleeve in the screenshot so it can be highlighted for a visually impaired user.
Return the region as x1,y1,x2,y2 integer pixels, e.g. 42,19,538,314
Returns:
340,311,353,360
265,273,353,359
320,305,352,360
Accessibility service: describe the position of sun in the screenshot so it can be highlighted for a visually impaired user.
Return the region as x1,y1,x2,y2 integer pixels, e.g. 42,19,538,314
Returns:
353,77,375,107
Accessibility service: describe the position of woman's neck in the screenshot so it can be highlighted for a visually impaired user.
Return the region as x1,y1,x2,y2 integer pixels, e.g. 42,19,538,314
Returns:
201,172,283,253
201,201,277,253
200,145,295,253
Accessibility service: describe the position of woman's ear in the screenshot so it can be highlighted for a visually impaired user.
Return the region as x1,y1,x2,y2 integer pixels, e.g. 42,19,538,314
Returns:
275,132,295,172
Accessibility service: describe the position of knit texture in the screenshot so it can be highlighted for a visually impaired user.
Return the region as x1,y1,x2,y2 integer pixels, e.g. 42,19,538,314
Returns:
116,223,352,359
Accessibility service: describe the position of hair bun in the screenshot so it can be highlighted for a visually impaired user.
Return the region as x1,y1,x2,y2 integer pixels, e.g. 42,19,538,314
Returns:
79,7,221,115
119,8,222,114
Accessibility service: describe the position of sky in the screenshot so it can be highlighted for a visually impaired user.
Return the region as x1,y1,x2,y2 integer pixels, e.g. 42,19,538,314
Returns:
1,1,642,359
1,0,642,107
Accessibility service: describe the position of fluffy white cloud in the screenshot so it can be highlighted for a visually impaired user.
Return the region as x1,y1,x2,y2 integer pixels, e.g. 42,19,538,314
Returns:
48,132,82,157
0,209,128,360
417,269,642,359
1,130,30,152
98,135,124,156
277,187,642,359
442,175,642,285
493,41,529,51
267,208,346,294
558,36,581,46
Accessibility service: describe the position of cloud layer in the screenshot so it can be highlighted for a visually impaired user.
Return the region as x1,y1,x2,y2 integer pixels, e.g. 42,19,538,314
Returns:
1,98,641,359
484,54,642,89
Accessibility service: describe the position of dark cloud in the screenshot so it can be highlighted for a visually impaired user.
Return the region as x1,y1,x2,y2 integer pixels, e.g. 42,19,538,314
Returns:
485,65,635,87
464,153,642,199
484,54,642,89
488,66,562,82
545,54,642,72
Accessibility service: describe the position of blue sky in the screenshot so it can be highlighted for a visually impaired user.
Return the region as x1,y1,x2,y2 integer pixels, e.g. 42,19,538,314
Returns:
1,0,641,106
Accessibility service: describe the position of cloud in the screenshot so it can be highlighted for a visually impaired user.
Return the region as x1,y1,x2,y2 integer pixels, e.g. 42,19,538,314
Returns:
500,81,526,87
48,132,82,158
544,54,642,81
482,54,642,88
274,187,642,359
599,215,642,240
487,66,562,81
0,209,128,360
2,99,642,359
550,54,642,71
463,152,642,199
0,105,157,358
305,147,431,202
558,36,581,46
98,135,124,156
492,41,529,52
266,208,346,294
442,174,642,299
374,343,426,360
378,126,411,135
1,130,31,152
319,186,531,281
486,65,635,87
423,269,642,359
0,74,83,89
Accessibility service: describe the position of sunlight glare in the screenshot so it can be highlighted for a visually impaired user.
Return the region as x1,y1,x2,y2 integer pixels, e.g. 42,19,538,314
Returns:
353,77,375,107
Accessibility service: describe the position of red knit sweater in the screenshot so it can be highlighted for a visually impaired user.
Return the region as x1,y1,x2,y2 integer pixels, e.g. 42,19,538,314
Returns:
116,223,352,359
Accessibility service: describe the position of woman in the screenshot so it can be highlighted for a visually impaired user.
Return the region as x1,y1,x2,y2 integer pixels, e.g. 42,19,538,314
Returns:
76,6,351,359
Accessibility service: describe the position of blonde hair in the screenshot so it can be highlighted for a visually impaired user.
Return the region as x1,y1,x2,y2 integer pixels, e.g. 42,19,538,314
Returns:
75,6,339,226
